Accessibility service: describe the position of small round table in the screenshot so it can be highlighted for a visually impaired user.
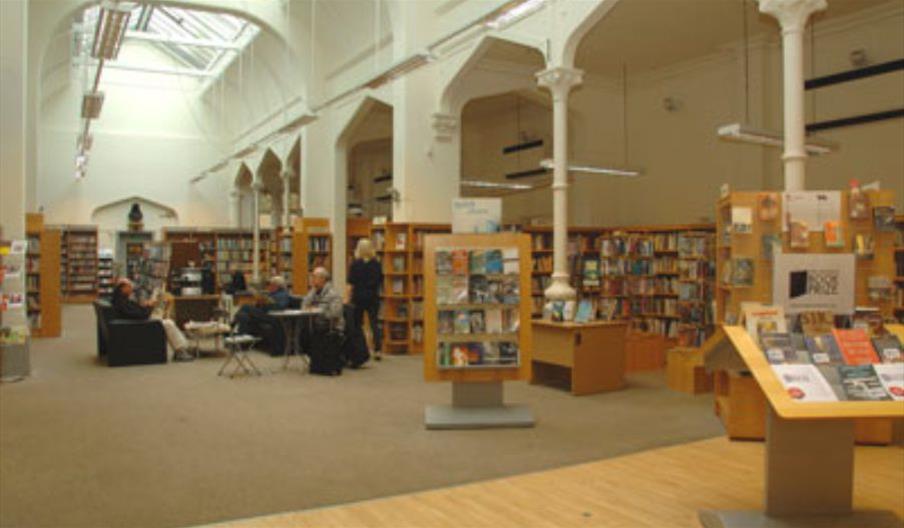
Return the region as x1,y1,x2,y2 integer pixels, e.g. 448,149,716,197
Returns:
269,308,323,372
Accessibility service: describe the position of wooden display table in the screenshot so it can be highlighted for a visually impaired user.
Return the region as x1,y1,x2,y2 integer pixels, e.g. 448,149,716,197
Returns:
699,325,904,528
171,294,220,329
531,320,628,396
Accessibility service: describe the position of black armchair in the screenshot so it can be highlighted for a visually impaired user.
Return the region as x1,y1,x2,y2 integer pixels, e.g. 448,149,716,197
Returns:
93,301,167,367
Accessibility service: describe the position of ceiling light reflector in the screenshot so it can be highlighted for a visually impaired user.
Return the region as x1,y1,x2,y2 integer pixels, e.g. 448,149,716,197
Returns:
91,1,132,60
539,159,642,177
461,180,534,190
717,123,838,156
81,91,105,119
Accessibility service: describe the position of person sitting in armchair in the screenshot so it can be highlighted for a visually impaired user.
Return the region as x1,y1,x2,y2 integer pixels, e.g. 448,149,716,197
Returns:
111,278,191,361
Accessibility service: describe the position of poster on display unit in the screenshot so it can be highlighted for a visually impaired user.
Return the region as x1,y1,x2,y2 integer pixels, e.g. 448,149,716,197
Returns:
782,191,841,232
772,253,855,314
452,198,501,234
9,240,27,255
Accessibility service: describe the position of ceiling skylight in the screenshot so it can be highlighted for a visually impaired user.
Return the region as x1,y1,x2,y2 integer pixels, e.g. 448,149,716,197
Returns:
80,2,258,76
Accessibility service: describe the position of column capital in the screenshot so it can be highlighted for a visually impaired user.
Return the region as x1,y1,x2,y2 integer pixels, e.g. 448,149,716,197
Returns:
536,66,584,93
758,0,827,33
431,113,458,142
251,181,266,192
279,169,295,181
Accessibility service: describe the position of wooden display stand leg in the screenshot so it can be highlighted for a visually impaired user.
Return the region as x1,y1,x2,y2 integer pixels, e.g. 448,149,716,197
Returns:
699,407,902,528
424,381,534,430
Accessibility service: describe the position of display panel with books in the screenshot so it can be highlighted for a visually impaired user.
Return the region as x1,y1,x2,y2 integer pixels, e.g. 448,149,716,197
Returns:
23,214,61,337
60,225,98,303
424,233,532,382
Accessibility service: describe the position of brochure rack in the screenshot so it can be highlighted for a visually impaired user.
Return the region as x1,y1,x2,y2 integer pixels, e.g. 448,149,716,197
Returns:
423,232,533,429
699,324,904,528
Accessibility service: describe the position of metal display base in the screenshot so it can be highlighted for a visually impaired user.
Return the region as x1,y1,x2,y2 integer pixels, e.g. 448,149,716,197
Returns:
425,381,535,430
698,510,903,528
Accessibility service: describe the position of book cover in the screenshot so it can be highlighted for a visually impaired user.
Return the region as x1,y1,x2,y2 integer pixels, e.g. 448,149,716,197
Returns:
482,342,501,364
469,250,486,275
451,249,469,274
501,275,520,305
873,363,904,401
854,233,874,259
437,276,454,304
805,334,845,365
743,304,787,338
467,342,485,365
848,183,870,219
799,311,834,336
771,364,839,402
469,274,490,303
789,219,810,248
435,250,453,274
498,342,519,365
582,258,601,287
392,255,406,273
759,332,798,364
451,344,470,366
575,299,594,323
454,310,471,334
761,234,781,261
451,275,469,304
823,220,844,248
852,307,883,335
394,232,407,250
731,258,754,287
731,207,753,234
485,307,503,333
790,333,813,363
832,328,880,365
816,364,846,400
391,277,405,295
503,308,520,333
469,309,486,333
757,192,780,221
839,365,891,400
873,205,896,232
437,343,452,367
485,249,503,274
486,278,504,304
502,248,519,274
871,335,903,363
438,310,455,335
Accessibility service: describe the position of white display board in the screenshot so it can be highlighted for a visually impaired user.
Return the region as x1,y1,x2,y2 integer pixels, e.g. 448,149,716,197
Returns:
772,253,855,314
452,198,501,234
782,191,841,232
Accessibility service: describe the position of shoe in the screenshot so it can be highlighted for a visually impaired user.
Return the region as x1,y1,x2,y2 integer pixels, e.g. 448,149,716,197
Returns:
374,352,382,361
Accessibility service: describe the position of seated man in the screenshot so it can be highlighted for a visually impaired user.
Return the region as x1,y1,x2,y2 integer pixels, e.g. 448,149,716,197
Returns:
232,276,293,354
111,278,191,361
302,267,344,332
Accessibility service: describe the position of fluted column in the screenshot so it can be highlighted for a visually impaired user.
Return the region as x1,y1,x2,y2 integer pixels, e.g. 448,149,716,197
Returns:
251,181,264,284
536,66,583,301
281,169,294,227
758,0,827,191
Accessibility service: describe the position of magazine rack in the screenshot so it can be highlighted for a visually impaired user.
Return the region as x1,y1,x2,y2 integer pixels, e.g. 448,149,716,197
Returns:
699,324,904,528
422,233,533,429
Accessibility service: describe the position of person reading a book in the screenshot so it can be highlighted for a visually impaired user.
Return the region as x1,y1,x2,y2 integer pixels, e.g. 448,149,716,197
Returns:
111,278,191,361
233,275,293,335
303,267,344,332
347,239,383,360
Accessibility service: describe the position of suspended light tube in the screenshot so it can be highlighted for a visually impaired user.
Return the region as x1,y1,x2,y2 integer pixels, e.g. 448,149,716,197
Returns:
461,180,534,190
539,159,642,177
91,1,132,60
484,0,547,30
81,91,105,119
364,52,433,89
716,123,837,156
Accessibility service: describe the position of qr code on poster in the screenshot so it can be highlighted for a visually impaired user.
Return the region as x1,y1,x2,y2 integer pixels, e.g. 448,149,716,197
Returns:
807,270,839,295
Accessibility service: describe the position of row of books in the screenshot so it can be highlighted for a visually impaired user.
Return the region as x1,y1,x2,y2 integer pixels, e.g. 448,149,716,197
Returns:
438,307,519,335
308,237,330,252
678,282,709,301
216,238,258,250
677,234,712,258
533,255,552,272
632,317,680,339
601,258,653,277
600,236,655,257
436,248,518,275
679,260,712,280
531,276,551,295
629,277,679,296
629,297,678,317
437,341,519,368
438,275,520,305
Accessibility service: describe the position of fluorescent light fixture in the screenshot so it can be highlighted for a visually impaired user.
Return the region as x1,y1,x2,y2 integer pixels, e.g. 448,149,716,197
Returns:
77,132,93,151
81,91,105,119
364,52,432,89
277,113,318,135
717,123,838,156
539,159,642,177
91,1,132,60
485,0,547,30
231,145,260,160
461,180,534,190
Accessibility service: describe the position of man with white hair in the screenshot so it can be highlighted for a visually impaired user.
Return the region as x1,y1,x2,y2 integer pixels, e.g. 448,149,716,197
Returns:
233,275,293,336
302,267,344,331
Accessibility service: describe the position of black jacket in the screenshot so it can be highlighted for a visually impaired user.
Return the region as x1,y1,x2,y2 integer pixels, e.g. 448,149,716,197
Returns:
111,289,151,320
348,259,382,305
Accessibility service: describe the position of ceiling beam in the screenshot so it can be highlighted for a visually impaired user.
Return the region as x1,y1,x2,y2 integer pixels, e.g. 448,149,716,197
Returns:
89,60,214,78
124,30,241,51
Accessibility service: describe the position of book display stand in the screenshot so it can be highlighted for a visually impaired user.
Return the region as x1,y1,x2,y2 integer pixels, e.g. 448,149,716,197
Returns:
699,325,904,528
25,213,61,338
422,233,534,429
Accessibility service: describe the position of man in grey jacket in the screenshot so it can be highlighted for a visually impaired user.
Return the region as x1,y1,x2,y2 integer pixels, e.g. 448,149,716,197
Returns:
302,267,344,332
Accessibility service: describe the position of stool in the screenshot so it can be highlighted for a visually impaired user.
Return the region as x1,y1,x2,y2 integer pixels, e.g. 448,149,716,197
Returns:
218,334,262,378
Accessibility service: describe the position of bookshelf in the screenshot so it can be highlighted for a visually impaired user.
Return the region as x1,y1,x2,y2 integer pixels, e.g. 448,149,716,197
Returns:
97,249,114,298
60,225,98,303
294,218,332,295
346,217,372,269
275,226,294,291
24,213,61,337
373,222,451,355
117,231,154,282
894,214,903,323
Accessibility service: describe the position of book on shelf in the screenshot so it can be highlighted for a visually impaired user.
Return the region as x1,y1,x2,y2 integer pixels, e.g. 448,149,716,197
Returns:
757,192,780,221
731,207,753,234
730,258,754,287
788,220,809,248
832,328,880,365
823,221,844,248
469,250,486,274
436,251,452,274
873,206,896,232
761,234,781,261
451,249,469,274
485,249,503,274
469,309,486,333
394,233,407,250
438,311,454,334
469,275,491,303
390,278,405,295
485,307,503,333
854,233,874,259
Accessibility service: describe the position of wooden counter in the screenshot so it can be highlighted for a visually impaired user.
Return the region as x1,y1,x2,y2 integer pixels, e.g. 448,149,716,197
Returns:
530,320,629,395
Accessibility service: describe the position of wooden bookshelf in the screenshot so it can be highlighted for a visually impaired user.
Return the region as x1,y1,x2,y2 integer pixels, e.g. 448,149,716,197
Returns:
25,213,61,337
60,225,98,303
97,249,114,298
294,218,332,295
274,226,295,291
894,214,903,322
373,222,451,355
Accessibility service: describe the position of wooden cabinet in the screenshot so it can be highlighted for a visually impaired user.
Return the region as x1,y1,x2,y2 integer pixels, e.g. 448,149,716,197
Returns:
531,320,629,395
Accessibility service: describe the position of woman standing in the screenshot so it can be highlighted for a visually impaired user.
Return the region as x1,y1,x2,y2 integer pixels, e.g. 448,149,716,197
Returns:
348,239,383,360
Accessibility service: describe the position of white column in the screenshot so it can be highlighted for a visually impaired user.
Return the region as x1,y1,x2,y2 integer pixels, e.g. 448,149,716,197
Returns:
758,0,827,191
537,66,583,301
251,181,263,284
229,189,241,227
281,169,293,227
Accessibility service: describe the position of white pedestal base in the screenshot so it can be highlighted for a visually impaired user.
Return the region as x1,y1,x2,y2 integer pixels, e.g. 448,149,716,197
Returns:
699,510,902,528
424,381,535,430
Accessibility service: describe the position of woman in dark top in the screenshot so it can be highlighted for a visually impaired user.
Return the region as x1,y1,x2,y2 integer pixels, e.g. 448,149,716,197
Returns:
347,239,383,360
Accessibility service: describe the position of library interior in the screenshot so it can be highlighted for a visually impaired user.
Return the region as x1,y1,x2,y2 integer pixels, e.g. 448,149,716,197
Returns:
1,0,904,527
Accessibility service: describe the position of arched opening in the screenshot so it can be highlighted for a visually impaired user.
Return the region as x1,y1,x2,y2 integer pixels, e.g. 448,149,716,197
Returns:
256,148,284,228
234,163,253,228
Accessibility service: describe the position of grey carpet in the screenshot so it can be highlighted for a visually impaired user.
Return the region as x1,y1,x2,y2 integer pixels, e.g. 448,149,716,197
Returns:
0,305,723,528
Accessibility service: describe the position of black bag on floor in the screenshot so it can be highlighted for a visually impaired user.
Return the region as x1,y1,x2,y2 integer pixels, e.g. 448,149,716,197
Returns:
308,327,344,376
342,304,369,368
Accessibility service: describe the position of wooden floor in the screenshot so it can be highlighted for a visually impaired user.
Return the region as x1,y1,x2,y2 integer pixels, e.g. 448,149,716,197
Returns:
220,437,904,528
